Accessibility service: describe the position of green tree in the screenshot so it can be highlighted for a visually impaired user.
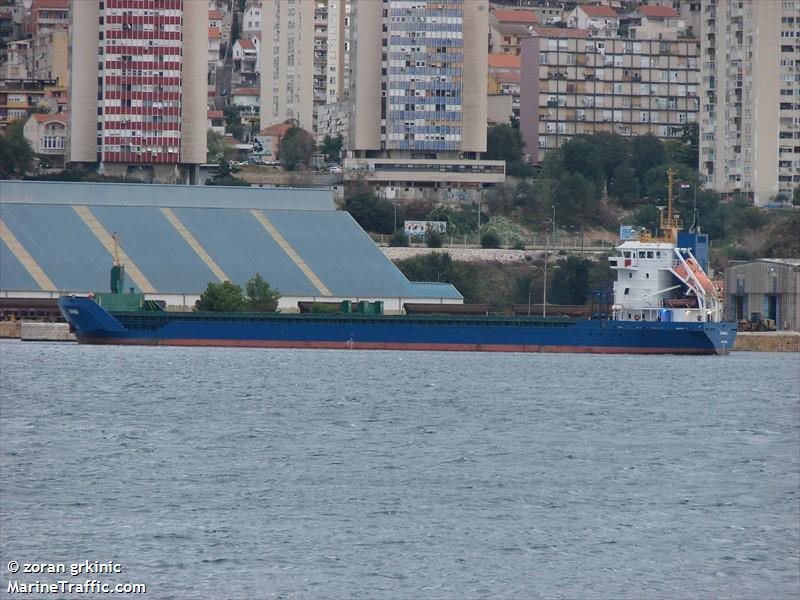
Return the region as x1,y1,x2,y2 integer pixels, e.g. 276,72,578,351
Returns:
554,173,597,226
486,122,531,176
665,123,699,169
550,256,591,305
560,138,605,187
195,281,246,312
223,105,245,141
279,126,316,170
426,229,443,248
583,131,630,188
0,119,35,178
631,134,666,182
641,163,698,203
389,228,409,247
319,134,343,163
794,187,800,206
610,161,638,205
486,123,524,164
245,273,280,311
207,129,236,163
480,230,501,248
6,117,27,140
343,183,394,233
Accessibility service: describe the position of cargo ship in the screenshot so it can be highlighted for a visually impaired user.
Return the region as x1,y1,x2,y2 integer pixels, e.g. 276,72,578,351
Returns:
58,174,736,355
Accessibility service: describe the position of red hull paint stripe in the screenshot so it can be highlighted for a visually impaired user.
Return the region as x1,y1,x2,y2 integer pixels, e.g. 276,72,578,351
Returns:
80,338,718,355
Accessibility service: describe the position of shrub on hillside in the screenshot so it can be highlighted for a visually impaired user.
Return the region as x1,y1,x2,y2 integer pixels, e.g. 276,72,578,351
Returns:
480,230,501,249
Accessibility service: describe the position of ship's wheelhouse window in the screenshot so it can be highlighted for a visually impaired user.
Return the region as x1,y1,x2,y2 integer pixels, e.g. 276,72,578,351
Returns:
624,287,630,295
646,273,650,278
647,251,654,258
656,251,661,258
623,251,631,258
639,251,646,258
629,273,633,278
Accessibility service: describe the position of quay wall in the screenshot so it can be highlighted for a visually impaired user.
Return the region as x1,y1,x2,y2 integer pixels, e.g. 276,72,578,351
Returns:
0,321,21,338
19,322,76,342
734,332,800,353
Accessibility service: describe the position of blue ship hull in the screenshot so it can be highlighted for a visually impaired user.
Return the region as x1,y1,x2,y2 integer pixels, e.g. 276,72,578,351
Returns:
58,296,736,355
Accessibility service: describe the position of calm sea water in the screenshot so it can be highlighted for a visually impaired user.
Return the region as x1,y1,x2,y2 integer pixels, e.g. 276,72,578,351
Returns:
0,340,798,599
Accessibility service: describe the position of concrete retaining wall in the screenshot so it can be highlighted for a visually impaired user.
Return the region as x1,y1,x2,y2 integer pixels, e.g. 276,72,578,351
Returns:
0,321,21,338
19,322,76,342
734,332,800,353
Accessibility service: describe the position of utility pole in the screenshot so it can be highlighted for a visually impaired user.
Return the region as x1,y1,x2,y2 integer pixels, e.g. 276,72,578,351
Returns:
543,252,548,318
477,201,482,242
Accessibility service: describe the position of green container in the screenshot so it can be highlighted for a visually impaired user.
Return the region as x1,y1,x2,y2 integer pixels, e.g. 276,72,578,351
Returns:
358,300,370,314
340,300,352,314
372,301,384,315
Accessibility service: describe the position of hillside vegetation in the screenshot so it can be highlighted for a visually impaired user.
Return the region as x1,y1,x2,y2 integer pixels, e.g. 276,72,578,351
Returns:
347,128,799,271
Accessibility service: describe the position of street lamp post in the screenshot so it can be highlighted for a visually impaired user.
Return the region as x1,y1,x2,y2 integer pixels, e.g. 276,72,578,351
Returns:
551,205,556,246
477,201,482,241
543,252,548,318
527,255,548,318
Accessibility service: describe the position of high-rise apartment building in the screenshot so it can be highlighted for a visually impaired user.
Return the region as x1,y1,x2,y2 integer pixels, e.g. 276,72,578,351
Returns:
345,0,503,201
67,0,207,183
698,0,800,205
259,0,346,132
520,28,700,163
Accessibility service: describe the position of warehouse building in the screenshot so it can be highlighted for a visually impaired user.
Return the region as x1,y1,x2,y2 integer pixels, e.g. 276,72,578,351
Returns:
725,259,800,332
0,181,461,312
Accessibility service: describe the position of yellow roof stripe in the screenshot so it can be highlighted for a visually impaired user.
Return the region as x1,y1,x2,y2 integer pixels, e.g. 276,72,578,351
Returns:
249,209,332,296
0,218,56,291
160,207,228,283
72,205,156,294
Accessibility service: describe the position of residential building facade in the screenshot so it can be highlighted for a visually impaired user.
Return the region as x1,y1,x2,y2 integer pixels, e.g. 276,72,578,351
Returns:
698,0,800,205
259,0,346,133
67,0,207,183
346,0,503,201
0,78,57,133
31,26,68,85
520,28,700,163
242,0,262,35
489,8,539,56
23,113,67,165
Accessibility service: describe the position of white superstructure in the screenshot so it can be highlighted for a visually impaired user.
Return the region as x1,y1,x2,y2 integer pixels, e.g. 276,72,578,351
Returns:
608,169,723,324
609,239,722,324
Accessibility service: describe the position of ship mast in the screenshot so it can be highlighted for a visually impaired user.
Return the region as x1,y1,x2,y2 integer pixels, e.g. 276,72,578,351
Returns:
659,169,683,242
112,232,121,267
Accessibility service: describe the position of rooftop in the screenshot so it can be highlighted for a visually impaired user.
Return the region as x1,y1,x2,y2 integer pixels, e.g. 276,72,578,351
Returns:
233,87,260,96
639,5,680,18
578,5,617,18
493,9,539,25
30,113,66,124
490,71,521,85
208,27,221,39
236,38,256,50
0,181,461,300
32,0,69,11
258,123,293,137
488,53,521,70
494,21,533,37
534,26,590,39
209,9,224,20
